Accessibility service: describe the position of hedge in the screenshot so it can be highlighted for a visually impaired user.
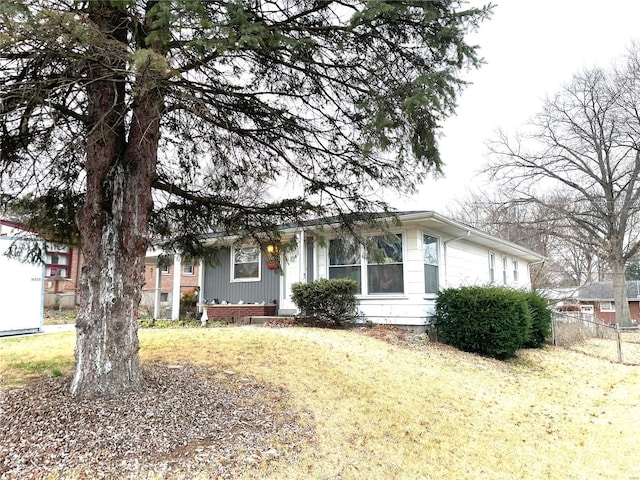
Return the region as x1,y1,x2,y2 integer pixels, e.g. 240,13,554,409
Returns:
291,278,359,326
436,286,550,359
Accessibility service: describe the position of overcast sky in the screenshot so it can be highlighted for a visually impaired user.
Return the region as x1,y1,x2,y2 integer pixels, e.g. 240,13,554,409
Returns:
390,0,640,213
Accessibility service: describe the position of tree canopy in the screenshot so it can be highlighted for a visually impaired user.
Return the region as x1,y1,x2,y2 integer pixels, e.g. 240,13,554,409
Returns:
486,47,640,326
1,0,490,248
0,0,490,397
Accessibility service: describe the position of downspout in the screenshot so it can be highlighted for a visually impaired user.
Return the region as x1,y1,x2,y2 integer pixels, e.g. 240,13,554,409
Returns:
443,231,471,288
527,258,546,290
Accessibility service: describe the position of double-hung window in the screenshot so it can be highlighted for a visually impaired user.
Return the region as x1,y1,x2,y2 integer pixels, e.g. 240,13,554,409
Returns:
512,260,519,282
423,234,439,294
367,234,404,294
232,245,260,281
502,256,508,284
489,253,495,283
328,238,362,293
328,234,404,295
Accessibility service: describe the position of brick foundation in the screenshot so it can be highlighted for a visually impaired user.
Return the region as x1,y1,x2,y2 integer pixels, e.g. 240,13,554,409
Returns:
204,304,277,319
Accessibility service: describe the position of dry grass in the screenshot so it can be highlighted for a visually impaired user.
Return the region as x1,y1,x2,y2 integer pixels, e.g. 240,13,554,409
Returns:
2,326,640,479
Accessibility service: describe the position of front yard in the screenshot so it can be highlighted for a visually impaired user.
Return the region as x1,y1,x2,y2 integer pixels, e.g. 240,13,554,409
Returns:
1,325,639,479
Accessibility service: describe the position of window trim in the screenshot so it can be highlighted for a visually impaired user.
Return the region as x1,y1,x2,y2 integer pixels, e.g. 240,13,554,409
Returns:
183,263,195,275
600,301,615,312
326,232,406,297
512,259,519,282
422,233,439,295
160,264,170,275
502,256,508,284
489,252,496,283
231,244,261,283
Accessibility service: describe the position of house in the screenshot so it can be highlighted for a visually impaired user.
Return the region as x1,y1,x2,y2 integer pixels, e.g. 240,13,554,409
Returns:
157,211,545,331
0,220,82,309
141,253,201,318
576,281,640,325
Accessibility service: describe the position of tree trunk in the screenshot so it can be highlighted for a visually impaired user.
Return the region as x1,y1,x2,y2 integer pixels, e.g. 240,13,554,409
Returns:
612,259,632,328
70,2,161,398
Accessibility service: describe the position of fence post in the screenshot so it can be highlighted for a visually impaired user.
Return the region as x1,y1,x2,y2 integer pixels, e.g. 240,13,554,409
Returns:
616,326,623,363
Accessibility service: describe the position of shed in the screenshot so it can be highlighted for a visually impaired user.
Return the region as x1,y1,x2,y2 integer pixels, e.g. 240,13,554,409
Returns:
0,237,45,336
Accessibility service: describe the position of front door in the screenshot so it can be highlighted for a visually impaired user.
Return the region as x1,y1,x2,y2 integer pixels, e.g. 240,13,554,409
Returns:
279,242,302,314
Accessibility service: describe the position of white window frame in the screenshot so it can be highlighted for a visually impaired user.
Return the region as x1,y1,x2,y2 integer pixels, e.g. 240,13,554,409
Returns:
326,232,406,297
423,233,439,295
489,252,496,283
231,245,261,283
183,263,194,275
328,238,362,294
502,256,508,284
512,259,519,282
600,301,615,312
160,264,170,275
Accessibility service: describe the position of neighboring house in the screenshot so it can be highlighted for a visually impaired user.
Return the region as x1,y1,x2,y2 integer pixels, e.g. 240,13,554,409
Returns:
157,211,545,331
141,255,201,318
577,281,640,325
0,220,82,308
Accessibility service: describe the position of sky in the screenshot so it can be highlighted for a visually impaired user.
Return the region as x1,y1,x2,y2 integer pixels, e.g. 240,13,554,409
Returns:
391,0,640,213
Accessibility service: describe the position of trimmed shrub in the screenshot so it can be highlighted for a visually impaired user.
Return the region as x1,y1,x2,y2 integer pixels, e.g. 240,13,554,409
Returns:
291,278,358,326
436,286,532,359
524,290,552,347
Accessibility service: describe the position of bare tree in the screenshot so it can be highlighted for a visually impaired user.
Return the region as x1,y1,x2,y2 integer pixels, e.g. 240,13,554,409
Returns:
486,49,640,327
0,0,491,397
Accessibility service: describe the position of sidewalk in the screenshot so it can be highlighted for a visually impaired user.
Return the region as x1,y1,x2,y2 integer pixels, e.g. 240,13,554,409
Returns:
41,324,75,334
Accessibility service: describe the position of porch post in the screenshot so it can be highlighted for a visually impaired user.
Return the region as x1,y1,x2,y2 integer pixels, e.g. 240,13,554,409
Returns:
153,261,161,319
171,253,181,321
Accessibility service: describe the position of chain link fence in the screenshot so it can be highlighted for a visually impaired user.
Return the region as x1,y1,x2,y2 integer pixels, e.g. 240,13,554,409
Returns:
551,311,640,365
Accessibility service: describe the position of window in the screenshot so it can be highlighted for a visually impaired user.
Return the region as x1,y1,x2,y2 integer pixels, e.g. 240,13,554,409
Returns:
502,256,508,284
489,253,495,283
329,238,362,293
160,292,169,302
367,234,404,294
160,264,170,275
183,263,194,275
423,234,439,294
600,301,615,312
233,245,260,281
45,245,71,278
512,260,519,282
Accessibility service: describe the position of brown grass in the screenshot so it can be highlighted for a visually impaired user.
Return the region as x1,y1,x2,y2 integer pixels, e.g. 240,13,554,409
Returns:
2,326,639,479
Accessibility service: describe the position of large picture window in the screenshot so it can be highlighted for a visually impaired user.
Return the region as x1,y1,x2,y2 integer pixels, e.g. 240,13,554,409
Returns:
329,238,362,293
233,245,260,281
423,234,439,294
367,234,404,294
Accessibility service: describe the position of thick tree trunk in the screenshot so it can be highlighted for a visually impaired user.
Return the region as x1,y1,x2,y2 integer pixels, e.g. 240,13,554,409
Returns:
612,260,632,328
70,2,162,398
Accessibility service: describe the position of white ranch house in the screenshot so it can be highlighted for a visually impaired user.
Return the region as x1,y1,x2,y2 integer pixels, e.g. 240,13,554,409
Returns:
152,211,544,331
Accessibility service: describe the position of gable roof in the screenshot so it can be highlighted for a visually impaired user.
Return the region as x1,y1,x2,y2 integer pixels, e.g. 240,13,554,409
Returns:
578,281,640,301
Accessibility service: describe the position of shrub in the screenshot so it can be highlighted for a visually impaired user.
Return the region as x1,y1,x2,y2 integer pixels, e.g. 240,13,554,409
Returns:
291,278,358,326
436,286,532,360
180,288,199,319
524,290,552,347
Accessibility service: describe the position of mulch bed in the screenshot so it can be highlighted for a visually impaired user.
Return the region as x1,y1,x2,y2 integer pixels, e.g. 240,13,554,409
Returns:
0,363,314,480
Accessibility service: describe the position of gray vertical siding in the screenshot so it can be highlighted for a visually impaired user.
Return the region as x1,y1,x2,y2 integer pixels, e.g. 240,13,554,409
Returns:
202,247,280,304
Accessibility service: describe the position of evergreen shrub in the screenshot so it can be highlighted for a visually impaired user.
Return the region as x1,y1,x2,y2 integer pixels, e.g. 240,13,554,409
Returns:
291,278,358,326
436,286,532,359
524,290,552,347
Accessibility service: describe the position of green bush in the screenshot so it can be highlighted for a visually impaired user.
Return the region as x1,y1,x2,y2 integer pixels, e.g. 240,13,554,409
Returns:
180,288,199,319
436,286,533,360
291,278,358,326
524,290,552,347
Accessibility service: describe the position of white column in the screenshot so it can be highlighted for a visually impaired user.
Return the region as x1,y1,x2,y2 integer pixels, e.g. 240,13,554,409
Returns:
171,253,181,321
153,262,161,319
298,230,305,283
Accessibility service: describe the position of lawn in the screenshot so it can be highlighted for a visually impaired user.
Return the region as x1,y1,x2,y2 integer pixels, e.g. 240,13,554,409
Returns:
1,326,639,479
